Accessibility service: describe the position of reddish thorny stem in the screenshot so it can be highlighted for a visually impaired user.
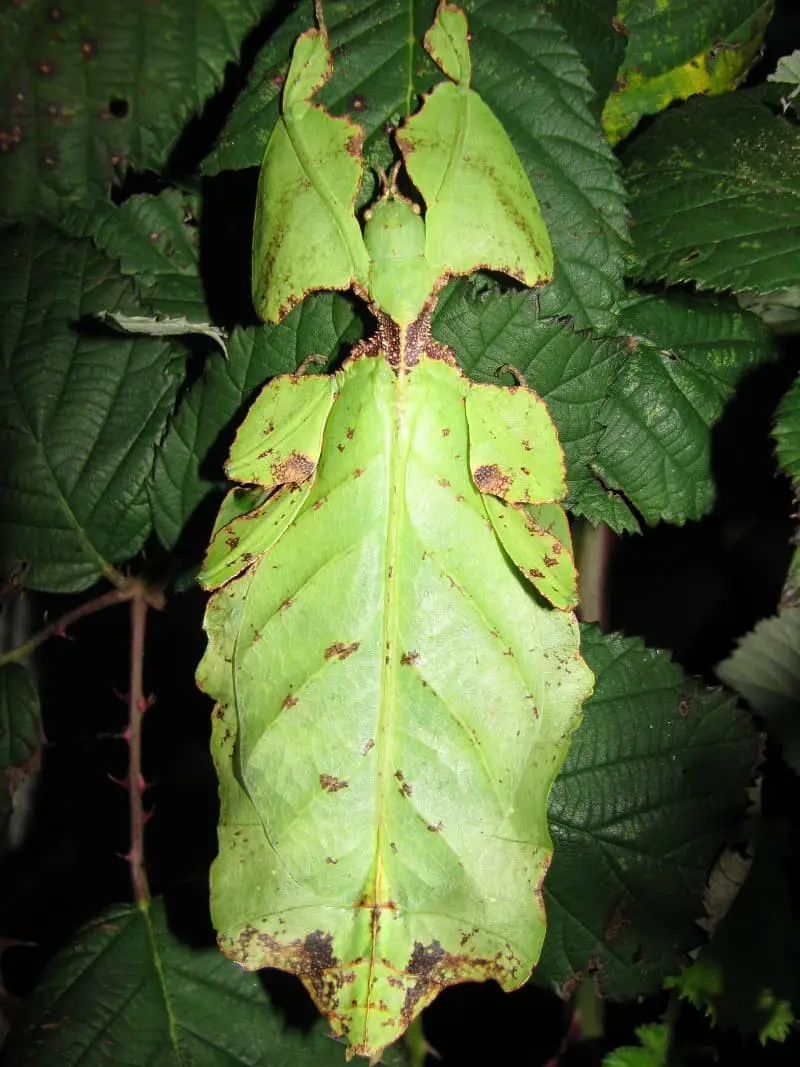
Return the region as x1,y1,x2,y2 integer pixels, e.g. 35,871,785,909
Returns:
0,577,161,906
125,591,152,906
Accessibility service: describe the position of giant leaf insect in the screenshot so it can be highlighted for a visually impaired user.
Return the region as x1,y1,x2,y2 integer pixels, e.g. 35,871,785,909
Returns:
198,2,593,1060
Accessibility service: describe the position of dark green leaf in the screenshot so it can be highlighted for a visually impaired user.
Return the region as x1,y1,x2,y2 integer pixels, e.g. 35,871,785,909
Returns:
66,190,208,320
666,819,798,1043
0,0,280,222
0,225,186,592
3,898,403,1065
208,0,628,333
149,293,360,550
623,90,800,295
539,627,759,999
544,0,625,112
717,608,800,774
773,373,800,481
593,292,773,525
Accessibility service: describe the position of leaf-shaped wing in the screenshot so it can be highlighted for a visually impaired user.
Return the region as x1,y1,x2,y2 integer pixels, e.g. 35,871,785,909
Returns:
251,28,370,323
199,351,591,1061
396,3,553,287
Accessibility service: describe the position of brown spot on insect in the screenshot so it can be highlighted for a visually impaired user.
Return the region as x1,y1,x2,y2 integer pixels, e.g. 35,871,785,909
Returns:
225,534,239,549
346,427,355,439
473,464,511,496
271,451,315,485
324,641,360,660
278,597,293,613
441,427,451,437
387,975,404,989
362,738,375,755
282,694,298,710
326,856,338,865
214,706,224,721
527,567,544,579
544,555,558,568
438,478,450,488
400,650,419,666
427,821,443,833
251,630,262,644
336,443,345,452
312,495,328,510
320,773,348,792
352,467,365,478
395,770,412,797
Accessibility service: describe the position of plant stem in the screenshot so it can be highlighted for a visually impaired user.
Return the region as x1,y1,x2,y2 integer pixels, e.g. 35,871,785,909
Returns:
573,520,612,628
0,580,164,668
127,590,151,907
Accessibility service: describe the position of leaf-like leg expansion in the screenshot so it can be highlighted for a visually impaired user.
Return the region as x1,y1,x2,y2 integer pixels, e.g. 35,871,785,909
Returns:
251,27,369,323
465,383,566,505
226,374,336,488
397,3,553,287
200,482,315,590
484,496,578,610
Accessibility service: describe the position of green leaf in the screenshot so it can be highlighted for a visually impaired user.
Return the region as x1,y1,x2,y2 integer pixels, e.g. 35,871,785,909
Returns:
622,90,800,296
544,0,625,113
666,819,798,1044
209,0,628,333
592,292,773,525
773,374,800,481
0,0,280,223
2,898,390,1065
538,627,759,999
717,608,800,774
396,2,553,291
199,348,592,1060
431,280,637,532
251,25,370,324
149,293,360,552
602,0,773,144
0,662,40,853
66,190,208,321
602,1024,670,1067
0,225,186,592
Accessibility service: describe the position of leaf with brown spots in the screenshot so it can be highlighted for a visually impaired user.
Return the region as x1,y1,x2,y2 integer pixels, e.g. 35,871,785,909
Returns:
251,24,369,323
226,373,335,489
199,350,591,1061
